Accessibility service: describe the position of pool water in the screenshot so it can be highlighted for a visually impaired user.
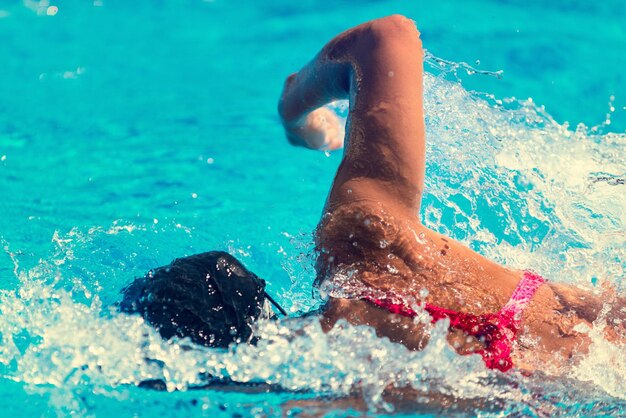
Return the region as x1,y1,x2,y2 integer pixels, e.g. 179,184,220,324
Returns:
0,0,624,416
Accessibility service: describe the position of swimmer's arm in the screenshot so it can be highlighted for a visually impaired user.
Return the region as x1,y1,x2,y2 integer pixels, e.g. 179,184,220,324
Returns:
277,31,352,150
278,15,426,212
277,45,350,128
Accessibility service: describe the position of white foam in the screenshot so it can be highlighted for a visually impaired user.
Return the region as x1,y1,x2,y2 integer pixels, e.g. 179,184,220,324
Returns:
0,60,624,413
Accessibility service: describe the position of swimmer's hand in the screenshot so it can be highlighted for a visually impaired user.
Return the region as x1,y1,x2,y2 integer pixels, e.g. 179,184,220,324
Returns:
284,107,345,150
278,72,345,151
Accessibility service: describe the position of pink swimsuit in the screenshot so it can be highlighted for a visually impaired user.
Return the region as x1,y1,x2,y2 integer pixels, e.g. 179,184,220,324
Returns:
364,271,545,372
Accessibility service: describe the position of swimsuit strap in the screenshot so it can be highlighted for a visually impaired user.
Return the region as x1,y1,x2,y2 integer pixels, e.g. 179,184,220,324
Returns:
498,271,545,324
362,271,546,372
482,270,545,371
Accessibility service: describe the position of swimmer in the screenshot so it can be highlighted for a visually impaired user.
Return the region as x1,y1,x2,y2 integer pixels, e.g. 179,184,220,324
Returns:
279,14,625,372
121,15,625,378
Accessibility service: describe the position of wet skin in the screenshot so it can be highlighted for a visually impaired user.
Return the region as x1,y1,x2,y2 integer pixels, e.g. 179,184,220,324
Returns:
278,15,625,372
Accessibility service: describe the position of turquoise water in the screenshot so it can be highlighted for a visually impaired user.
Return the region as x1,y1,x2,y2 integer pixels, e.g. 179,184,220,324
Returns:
0,0,624,416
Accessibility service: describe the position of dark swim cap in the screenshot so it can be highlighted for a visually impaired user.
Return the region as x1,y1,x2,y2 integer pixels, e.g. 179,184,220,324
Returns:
119,251,280,348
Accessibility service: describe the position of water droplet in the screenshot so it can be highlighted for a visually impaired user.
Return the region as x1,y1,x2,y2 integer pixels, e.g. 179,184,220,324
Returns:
153,218,158,224
379,240,388,249
388,71,394,77
207,158,214,164
46,6,58,16
191,193,198,199
386,264,399,274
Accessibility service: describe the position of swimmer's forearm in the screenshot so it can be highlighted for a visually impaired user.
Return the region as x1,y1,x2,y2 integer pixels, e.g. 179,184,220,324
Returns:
277,50,351,127
277,17,393,126
279,16,423,127
278,15,424,159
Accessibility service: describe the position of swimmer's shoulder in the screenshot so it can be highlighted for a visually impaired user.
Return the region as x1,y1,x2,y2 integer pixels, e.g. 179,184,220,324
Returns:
316,197,403,248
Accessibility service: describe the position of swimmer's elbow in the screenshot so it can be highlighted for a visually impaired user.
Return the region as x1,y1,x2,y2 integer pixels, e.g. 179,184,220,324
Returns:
365,15,422,48
333,15,422,68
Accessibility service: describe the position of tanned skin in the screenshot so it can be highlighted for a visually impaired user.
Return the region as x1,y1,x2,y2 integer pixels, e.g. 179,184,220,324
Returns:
278,15,625,372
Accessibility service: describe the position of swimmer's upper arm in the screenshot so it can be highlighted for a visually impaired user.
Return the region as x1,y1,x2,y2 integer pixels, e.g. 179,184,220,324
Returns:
279,15,426,214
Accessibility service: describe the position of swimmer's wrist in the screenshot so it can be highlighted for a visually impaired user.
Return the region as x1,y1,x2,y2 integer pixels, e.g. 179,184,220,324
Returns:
278,107,306,130
282,120,317,149
277,72,304,125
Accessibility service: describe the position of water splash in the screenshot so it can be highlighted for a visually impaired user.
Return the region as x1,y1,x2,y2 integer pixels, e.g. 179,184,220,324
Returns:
419,70,624,290
424,49,504,80
0,57,625,415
